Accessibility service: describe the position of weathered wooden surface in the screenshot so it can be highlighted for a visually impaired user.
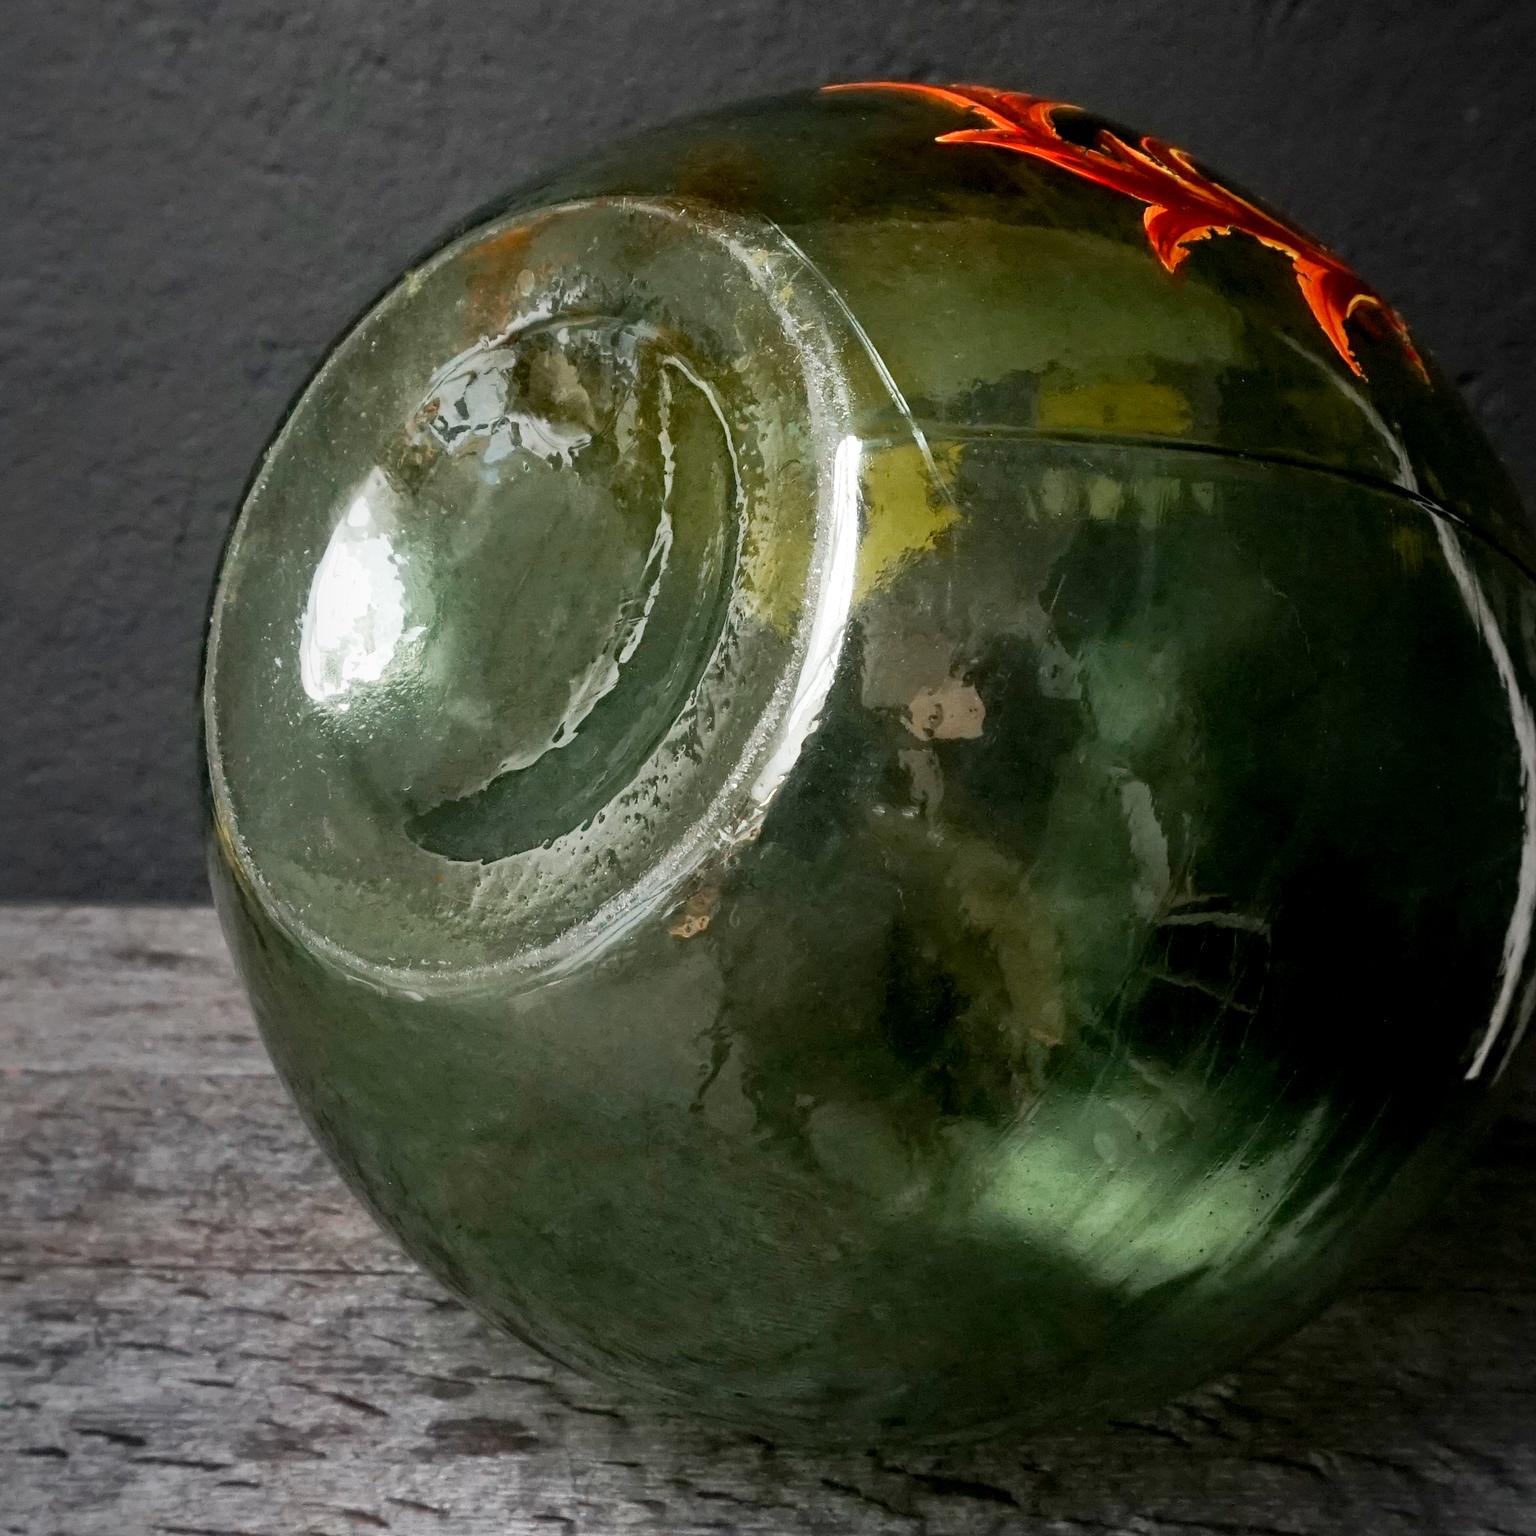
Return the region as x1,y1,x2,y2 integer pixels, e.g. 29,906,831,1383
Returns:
4,905,1535,1535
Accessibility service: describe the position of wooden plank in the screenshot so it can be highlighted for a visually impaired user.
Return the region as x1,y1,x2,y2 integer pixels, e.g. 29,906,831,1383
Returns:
3,905,1536,1535
0,905,263,1075
1,1067,394,1276
5,1260,1536,1534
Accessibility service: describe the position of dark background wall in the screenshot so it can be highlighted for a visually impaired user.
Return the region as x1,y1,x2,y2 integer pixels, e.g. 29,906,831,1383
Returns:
4,0,1533,901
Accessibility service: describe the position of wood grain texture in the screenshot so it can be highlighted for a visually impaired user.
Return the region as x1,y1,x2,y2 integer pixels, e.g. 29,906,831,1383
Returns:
4,905,1535,1535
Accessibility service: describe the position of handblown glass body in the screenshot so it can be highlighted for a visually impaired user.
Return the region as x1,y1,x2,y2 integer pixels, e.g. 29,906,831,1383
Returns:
204,83,1536,1442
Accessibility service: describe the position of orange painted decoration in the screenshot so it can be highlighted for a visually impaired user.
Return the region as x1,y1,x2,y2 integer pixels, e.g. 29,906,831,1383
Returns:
826,82,1424,381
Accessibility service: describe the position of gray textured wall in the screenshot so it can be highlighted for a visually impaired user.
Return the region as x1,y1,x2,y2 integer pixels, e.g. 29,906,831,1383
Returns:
4,0,1533,901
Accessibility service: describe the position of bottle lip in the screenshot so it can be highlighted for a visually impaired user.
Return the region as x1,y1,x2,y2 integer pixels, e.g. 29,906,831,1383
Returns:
204,197,877,993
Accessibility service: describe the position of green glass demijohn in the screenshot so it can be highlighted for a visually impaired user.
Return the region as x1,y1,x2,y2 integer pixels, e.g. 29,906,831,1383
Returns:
203,82,1536,1444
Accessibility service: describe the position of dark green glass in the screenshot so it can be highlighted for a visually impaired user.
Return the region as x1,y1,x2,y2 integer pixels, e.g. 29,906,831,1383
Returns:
203,83,1536,1443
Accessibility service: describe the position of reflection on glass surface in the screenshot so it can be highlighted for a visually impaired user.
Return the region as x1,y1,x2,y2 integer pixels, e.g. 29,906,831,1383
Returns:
204,84,1536,1444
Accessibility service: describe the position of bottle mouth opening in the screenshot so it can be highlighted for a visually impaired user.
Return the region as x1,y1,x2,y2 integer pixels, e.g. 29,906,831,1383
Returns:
384,315,742,866
204,197,871,987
